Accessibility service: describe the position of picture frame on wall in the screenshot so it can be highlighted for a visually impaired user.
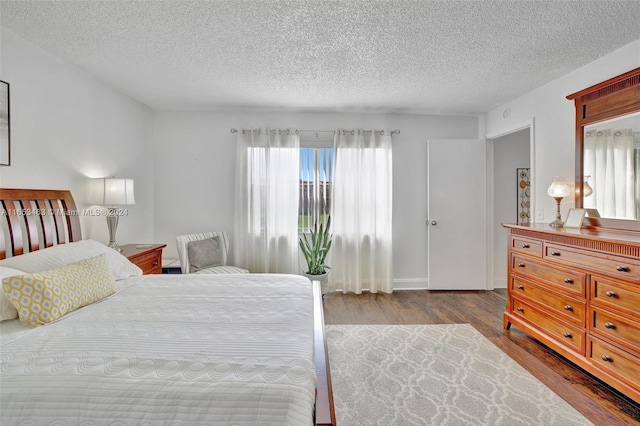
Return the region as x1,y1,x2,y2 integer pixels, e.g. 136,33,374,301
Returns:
565,208,586,228
0,80,10,166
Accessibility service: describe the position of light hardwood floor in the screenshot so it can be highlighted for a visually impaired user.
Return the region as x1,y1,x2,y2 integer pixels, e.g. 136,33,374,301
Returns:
323,289,640,426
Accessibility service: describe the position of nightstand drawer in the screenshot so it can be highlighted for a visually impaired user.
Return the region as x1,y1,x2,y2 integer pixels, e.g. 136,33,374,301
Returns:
120,244,166,275
134,251,162,274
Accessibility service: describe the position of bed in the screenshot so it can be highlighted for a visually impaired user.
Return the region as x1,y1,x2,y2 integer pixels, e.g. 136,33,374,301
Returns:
0,188,335,425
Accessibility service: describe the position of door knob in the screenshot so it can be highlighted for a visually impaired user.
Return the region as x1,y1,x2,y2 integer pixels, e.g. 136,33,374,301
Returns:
431,221,437,226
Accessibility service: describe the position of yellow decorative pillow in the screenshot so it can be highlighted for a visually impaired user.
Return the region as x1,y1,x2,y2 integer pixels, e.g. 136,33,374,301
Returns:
2,253,116,327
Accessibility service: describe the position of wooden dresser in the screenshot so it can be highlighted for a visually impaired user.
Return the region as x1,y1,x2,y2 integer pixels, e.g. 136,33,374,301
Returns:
503,223,640,402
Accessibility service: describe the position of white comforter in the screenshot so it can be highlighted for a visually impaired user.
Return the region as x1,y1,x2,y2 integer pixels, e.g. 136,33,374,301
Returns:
0,274,316,425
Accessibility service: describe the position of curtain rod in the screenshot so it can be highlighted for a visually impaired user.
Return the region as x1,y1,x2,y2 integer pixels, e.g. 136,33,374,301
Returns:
230,128,400,135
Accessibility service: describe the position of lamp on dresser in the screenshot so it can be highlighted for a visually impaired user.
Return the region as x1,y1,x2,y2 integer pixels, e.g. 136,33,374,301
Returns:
547,176,571,227
89,178,135,252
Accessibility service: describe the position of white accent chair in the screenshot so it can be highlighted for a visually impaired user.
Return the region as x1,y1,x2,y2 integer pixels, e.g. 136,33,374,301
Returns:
176,231,249,274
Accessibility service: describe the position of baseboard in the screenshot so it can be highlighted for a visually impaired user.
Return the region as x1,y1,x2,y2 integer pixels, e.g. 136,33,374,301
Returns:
331,278,501,291
331,278,507,291
393,278,429,290
393,278,505,291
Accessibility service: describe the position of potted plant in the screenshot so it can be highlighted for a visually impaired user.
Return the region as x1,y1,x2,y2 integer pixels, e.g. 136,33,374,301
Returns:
299,216,332,284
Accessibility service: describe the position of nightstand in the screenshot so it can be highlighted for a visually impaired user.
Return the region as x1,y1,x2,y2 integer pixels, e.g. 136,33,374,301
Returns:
120,244,167,275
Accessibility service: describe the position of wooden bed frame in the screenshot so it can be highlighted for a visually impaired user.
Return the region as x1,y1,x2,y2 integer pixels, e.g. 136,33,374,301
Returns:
0,188,336,426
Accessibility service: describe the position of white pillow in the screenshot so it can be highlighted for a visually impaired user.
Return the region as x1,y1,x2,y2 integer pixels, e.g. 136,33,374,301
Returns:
0,266,25,321
0,240,142,281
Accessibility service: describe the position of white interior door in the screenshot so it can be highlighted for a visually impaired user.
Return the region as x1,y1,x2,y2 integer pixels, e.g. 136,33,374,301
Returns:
427,139,487,290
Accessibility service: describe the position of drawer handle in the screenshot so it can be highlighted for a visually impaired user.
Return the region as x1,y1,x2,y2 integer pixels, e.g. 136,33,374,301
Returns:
564,278,574,284
601,354,613,363
563,332,572,338
516,307,524,312
563,305,573,311
604,322,616,330
152,261,159,267
517,285,524,290
518,263,525,268
550,251,561,256
616,265,630,272
522,244,530,248
605,291,618,298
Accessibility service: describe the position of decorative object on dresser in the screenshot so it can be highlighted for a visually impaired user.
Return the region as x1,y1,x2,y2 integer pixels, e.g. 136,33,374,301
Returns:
564,208,586,229
88,178,135,252
120,244,166,275
547,176,571,227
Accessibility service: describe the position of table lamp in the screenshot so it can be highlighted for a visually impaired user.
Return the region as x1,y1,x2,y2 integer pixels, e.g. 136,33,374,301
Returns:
89,178,135,251
547,176,570,228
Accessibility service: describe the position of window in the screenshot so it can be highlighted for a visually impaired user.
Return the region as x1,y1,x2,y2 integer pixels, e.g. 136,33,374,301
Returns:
299,147,333,232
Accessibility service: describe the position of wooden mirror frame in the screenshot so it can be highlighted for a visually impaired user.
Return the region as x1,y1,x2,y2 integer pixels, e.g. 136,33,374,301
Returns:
566,67,640,232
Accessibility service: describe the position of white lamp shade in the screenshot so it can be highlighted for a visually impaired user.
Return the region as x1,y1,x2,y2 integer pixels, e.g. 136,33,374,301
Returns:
547,176,571,198
89,178,135,206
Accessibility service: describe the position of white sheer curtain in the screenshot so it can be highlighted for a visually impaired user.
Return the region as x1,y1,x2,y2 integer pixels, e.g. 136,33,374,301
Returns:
233,128,300,273
330,129,393,294
584,128,636,219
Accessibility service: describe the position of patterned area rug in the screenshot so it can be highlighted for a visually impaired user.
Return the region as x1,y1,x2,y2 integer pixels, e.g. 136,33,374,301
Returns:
326,324,592,426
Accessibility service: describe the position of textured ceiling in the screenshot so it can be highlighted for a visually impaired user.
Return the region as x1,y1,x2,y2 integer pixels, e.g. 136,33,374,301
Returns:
1,0,640,115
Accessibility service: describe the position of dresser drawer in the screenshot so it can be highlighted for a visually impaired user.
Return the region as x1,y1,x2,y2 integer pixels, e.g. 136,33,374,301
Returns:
512,277,585,325
591,277,640,318
511,256,586,296
511,297,585,354
589,338,640,389
591,308,640,352
545,243,640,283
511,236,543,258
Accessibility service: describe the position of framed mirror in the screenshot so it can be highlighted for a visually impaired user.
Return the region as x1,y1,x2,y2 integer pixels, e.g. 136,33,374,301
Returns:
0,80,9,166
567,67,640,231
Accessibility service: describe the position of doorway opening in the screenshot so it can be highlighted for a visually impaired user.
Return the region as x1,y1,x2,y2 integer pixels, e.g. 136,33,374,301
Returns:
486,121,534,289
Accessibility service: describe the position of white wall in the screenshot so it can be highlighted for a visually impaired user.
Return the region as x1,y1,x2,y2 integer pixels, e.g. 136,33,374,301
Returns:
0,29,155,245
153,111,478,286
492,129,530,288
484,39,640,223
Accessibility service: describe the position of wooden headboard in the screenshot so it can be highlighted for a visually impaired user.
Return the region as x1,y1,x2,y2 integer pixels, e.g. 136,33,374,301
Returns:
0,188,82,259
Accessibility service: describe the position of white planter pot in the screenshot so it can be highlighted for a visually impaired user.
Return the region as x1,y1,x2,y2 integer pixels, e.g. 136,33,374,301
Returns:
303,272,329,284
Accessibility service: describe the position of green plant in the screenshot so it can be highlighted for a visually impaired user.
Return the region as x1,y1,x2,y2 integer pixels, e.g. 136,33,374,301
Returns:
299,216,332,275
